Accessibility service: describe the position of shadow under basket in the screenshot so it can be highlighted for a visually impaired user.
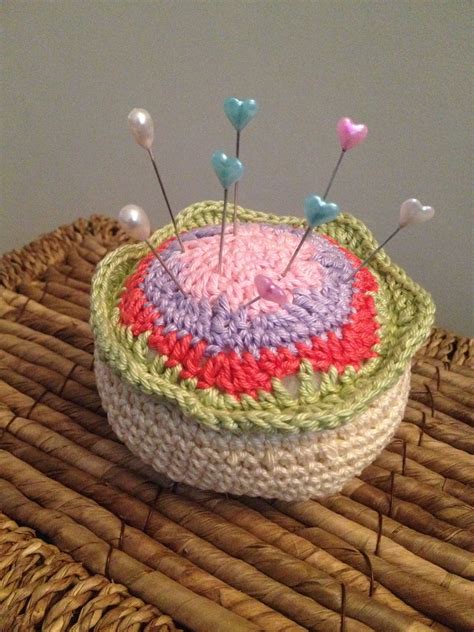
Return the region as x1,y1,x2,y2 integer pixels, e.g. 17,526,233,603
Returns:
91,201,435,500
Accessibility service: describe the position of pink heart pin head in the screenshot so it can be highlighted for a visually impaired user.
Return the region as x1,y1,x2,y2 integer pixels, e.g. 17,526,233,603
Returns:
337,117,368,151
399,199,435,227
255,274,288,306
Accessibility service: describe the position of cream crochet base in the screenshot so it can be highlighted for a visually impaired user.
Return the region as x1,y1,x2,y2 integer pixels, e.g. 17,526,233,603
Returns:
95,358,411,501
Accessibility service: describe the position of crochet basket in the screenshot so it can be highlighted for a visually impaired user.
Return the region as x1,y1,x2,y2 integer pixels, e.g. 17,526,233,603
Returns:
91,201,435,500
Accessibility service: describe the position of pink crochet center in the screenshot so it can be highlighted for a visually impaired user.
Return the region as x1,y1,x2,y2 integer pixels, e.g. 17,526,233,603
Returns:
169,223,325,315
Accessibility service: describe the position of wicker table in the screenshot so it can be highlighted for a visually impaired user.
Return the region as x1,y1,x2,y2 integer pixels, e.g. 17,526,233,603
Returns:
0,217,472,632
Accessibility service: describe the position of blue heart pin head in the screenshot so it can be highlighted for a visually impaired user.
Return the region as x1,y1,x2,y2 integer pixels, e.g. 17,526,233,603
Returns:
283,195,341,276
212,151,244,189
304,195,340,228
224,97,259,132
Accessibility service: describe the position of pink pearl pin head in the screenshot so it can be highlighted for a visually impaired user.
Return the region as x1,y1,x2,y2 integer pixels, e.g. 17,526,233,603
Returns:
337,117,368,151
255,274,289,306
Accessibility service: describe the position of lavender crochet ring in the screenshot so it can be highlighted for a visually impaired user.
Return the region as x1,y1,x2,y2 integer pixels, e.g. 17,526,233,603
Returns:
90,106,435,500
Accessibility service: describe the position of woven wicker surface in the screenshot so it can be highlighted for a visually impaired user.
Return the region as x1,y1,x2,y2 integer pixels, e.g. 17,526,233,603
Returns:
0,513,179,631
0,216,472,632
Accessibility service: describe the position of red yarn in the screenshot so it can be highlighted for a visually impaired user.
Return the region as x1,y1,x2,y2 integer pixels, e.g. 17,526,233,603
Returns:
119,239,380,398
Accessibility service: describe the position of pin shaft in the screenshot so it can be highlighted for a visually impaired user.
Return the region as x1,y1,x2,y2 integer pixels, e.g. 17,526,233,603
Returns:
323,149,345,200
242,295,260,309
283,148,346,275
282,225,312,277
147,148,184,252
218,188,229,273
348,225,402,279
144,239,185,293
232,131,241,232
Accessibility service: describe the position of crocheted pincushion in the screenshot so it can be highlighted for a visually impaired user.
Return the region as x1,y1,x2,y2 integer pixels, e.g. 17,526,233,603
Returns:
91,201,435,500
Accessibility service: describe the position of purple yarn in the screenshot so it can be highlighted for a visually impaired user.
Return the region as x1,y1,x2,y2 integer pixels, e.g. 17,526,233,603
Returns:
141,224,357,358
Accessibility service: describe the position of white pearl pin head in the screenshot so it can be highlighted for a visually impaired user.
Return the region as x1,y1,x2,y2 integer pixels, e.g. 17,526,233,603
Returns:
128,108,154,150
118,204,151,241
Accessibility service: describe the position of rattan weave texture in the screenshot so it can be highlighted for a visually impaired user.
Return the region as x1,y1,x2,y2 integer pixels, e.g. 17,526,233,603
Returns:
0,513,178,631
0,216,472,632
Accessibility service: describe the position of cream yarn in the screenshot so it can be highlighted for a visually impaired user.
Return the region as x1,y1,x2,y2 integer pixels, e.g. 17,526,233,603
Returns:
95,357,410,500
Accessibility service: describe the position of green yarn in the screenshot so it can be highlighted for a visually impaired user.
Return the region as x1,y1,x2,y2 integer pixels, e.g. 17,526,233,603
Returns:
91,201,435,435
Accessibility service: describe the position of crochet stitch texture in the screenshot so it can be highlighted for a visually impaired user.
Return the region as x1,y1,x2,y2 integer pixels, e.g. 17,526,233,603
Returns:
91,201,435,435
95,357,411,500
121,224,378,397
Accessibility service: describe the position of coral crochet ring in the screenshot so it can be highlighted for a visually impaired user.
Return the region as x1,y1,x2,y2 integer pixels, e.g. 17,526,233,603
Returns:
91,201,435,500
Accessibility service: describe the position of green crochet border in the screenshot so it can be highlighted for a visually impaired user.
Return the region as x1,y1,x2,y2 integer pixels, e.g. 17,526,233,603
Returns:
91,201,435,434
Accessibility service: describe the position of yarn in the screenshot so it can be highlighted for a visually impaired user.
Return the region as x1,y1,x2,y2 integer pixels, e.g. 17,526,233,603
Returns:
143,225,358,348
119,223,380,398
90,201,435,434
161,223,327,315
95,356,411,500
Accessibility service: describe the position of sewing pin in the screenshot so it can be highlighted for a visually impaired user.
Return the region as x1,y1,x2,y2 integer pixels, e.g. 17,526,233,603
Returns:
118,204,185,293
348,198,435,278
282,195,340,276
223,98,259,233
242,274,288,309
128,108,184,252
211,151,244,273
323,117,368,200
281,117,365,276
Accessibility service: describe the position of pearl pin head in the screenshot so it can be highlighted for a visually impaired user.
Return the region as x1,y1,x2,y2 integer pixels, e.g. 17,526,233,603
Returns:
118,204,151,241
128,108,154,150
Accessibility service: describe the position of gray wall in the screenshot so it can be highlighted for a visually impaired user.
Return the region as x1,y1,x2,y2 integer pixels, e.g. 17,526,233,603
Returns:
2,1,473,336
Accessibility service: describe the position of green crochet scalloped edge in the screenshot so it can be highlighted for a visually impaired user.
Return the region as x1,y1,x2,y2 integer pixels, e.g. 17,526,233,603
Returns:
91,201,435,434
